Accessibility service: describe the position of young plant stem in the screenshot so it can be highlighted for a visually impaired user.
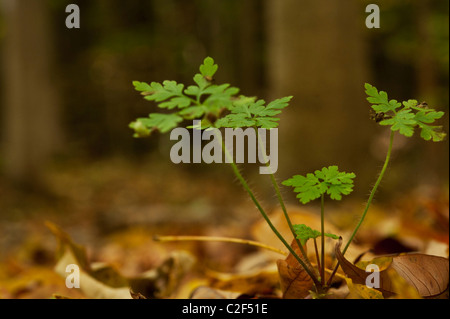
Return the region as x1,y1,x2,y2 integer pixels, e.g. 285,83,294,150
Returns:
327,130,395,286
213,128,321,287
154,235,288,255
320,193,325,285
313,238,321,274
343,130,394,255
254,127,316,274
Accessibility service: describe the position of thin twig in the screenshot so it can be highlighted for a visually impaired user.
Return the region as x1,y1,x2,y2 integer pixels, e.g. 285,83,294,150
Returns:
154,235,287,256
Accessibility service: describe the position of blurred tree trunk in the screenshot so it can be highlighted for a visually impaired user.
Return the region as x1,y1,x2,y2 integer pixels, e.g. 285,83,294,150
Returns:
415,0,437,102
236,0,265,96
265,0,373,191
1,0,62,185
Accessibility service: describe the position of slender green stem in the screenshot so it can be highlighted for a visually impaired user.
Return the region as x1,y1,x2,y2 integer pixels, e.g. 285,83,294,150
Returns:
327,130,395,286
342,130,394,255
213,128,321,286
254,127,316,274
228,156,320,285
313,238,321,275
320,193,325,285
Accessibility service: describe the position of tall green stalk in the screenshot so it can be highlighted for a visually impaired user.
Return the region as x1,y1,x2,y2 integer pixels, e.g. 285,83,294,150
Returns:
327,130,395,286
320,193,325,284
214,128,321,287
342,130,394,255
254,128,316,275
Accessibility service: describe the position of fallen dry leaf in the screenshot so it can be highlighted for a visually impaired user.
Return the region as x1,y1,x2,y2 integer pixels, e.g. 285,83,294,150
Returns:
130,290,147,299
335,238,449,298
344,277,384,299
276,240,314,299
48,222,196,299
390,254,449,297
129,250,196,298
385,267,421,299
46,221,90,271
206,263,279,296
0,265,86,299
54,249,132,299
190,286,242,299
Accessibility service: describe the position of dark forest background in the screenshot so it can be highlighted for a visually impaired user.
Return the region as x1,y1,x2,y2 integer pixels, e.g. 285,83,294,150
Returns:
0,0,448,219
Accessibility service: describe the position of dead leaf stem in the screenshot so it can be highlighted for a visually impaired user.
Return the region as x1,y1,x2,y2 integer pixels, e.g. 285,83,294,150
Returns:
154,235,288,256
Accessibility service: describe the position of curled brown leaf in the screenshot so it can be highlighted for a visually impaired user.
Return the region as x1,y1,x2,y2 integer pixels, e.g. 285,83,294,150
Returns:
335,238,449,298
276,240,314,299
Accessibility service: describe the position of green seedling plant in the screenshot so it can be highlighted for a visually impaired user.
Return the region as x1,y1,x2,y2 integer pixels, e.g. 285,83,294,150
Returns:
130,57,321,289
343,83,446,256
282,165,354,287
129,57,446,297
324,83,447,287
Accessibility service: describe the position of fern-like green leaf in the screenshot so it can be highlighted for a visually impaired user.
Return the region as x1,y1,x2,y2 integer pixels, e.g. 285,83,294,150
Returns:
131,113,183,135
216,96,293,129
366,84,446,142
282,166,355,204
365,83,401,113
293,224,339,246
130,57,291,136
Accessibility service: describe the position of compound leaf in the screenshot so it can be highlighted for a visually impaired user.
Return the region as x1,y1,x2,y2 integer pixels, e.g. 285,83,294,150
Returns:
159,96,192,109
131,58,291,135
365,83,401,113
282,174,323,204
203,84,240,109
283,166,355,204
142,81,184,103
418,123,446,142
215,113,255,128
219,96,292,129
414,110,444,124
293,224,321,246
366,84,446,142
293,224,339,246
380,109,416,137
254,117,281,129
257,96,293,117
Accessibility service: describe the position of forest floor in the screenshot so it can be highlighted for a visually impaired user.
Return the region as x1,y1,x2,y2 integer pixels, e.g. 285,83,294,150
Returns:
0,157,448,299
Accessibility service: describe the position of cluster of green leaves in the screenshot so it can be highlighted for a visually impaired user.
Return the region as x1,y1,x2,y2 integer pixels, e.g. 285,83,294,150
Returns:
129,57,292,137
293,224,339,246
129,57,238,136
365,83,446,142
215,95,293,129
282,166,356,204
